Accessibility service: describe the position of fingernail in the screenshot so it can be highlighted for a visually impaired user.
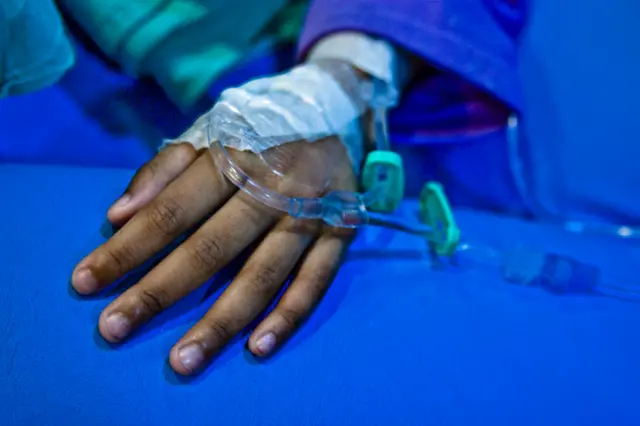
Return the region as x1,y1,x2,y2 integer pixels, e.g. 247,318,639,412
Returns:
178,343,205,373
110,194,131,212
72,267,98,294
255,333,276,356
105,312,131,341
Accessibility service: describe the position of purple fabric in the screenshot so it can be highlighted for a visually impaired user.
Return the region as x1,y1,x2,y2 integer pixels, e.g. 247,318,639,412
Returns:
298,0,526,140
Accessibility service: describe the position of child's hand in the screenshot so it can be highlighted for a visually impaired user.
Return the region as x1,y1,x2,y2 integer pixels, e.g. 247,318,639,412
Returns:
71,137,356,375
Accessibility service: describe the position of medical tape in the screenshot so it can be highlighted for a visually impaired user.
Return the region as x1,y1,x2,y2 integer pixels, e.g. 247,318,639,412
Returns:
308,32,403,107
164,62,365,171
164,33,402,175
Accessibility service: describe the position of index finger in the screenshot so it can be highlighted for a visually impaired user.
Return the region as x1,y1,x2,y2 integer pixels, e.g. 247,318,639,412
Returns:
72,154,234,294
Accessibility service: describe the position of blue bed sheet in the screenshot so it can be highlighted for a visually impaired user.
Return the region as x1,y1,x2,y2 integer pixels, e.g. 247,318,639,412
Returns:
1,0,640,424
1,163,639,426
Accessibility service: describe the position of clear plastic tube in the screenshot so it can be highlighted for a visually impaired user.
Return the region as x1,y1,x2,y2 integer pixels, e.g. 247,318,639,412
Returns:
507,114,640,242
367,212,434,237
208,126,385,228
207,65,398,228
364,208,640,303
454,242,640,302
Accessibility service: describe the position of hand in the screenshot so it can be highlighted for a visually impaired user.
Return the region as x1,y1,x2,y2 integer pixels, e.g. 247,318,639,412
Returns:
71,137,357,375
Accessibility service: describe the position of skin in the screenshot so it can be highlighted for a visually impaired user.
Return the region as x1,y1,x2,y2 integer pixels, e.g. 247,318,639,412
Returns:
71,137,357,375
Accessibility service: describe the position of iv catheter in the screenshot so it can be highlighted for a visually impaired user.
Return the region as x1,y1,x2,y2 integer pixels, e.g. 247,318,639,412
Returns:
207,90,639,303
367,180,640,304
359,106,640,304
208,99,406,228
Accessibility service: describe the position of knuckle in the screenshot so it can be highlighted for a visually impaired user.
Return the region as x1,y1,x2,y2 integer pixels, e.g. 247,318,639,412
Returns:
147,197,184,236
189,235,225,269
136,288,167,316
172,142,198,159
246,264,281,294
97,243,136,277
276,305,306,329
304,267,331,290
202,317,235,344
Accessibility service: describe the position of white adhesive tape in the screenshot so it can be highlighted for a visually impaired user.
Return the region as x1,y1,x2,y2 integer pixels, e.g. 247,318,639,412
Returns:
164,32,403,175
308,32,403,107
165,62,365,171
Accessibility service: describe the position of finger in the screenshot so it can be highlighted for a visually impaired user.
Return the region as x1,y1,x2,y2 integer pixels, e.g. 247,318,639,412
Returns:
108,143,199,226
98,192,281,344
248,227,354,357
72,153,233,295
168,217,318,375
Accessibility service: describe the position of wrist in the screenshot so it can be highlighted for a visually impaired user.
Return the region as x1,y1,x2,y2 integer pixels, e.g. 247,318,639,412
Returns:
307,31,407,108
